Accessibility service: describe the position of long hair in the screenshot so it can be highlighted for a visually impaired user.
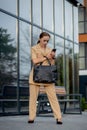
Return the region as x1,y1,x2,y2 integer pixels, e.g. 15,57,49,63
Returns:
37,32,50,44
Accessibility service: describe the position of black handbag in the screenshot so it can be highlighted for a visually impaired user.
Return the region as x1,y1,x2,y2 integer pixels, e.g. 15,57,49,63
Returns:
33,57,58,83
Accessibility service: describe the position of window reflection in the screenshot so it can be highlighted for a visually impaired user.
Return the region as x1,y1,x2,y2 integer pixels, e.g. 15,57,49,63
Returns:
20,0,31,21
43,0,53,31
0,0,80,114
32,27,41,45
65,1,73,40
46,32,54,49
55,36,64,86
74,44,79,93
65,40,73,93
79,22,84,33
79,58,85,69
19,21,31,80
0,13,17,89
55,0,64,36
74,7,78,43
0,0,16,15
33,0,41,26
78,7,84,21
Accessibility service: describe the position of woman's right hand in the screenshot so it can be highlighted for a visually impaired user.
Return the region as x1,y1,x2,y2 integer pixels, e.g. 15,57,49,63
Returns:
47,51,55,60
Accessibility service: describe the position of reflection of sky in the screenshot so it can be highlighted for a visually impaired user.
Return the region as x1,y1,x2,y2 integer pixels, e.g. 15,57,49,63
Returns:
0,0,16,39
0,13,16,40
0,0,16,14
0,1,31,78
56,46,64,56
74,44,79,54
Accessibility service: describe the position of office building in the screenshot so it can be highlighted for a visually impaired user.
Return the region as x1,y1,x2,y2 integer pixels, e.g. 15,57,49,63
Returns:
0,0,84,114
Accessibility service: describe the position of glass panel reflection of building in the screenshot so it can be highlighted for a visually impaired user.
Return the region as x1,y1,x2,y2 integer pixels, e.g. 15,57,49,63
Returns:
0,0,80,114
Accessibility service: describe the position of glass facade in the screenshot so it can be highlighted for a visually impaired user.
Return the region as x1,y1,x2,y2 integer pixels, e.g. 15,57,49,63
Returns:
79,7,87,34
78,3,87,102
79,43,87,69
0,0,79,114
79,7,87,70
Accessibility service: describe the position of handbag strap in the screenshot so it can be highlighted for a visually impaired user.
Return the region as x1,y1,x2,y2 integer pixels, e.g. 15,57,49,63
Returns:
43,56,51,66
39,51,52,66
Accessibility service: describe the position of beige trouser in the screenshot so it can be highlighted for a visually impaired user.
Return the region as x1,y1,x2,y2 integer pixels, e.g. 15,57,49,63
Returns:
29,84,62,121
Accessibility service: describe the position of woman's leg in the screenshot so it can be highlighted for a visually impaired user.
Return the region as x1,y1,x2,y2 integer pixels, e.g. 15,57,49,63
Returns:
29,84,40,120
44,84,62,121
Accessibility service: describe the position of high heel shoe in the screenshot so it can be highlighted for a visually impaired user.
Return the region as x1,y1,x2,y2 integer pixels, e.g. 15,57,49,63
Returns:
56,119,63,125
28,120,34,123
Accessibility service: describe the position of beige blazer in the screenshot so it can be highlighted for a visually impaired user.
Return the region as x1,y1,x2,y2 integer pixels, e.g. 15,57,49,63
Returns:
29,43,55,85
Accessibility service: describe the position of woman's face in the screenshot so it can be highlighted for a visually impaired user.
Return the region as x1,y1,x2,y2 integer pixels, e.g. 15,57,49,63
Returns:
40,36,50,47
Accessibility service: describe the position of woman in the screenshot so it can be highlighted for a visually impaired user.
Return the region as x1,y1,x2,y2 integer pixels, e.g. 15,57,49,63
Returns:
28,32,62,124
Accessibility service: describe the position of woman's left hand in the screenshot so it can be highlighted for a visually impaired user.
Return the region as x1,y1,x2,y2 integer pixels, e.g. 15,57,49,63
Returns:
46,51,55,60
50,51,56,59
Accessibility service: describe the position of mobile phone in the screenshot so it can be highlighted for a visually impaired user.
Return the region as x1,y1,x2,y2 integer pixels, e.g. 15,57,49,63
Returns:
52,49,56,52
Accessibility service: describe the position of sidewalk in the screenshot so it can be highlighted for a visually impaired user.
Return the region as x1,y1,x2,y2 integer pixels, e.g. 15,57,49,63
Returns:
0,112,87,130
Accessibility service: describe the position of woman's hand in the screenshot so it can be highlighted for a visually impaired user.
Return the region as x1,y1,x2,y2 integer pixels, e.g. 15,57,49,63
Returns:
32,54,46,64
46,51,56,59
50,51,56,59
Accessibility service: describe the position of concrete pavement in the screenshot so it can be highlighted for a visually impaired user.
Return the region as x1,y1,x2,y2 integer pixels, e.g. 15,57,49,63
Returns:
0,112,87,130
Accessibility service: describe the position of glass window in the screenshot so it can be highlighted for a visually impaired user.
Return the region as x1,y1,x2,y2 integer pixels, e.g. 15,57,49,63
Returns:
0,0,16,14
79,43,85,57
85,43,87,69
0,0,80,114
74,44,79,93
86,43,87,58
86,58,87,69
43,0,53,31
20,0,31,21
33,0,41,26
74,43,79,58
78,7,84,21
79,58,85,69
19,21,31,81
32,27,41,46
55,0,64,36
65,1,73,40
55,36,64,86
0,13,17,112
47,32,54,49
65,40,73,93
79,43,87,70
86,11,87,21
79,22,84,33
74,7,79,43
0,12,17,89
85,22,87,33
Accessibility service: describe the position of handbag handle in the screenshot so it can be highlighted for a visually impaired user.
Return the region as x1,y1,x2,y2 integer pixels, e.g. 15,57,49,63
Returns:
42,56,51,66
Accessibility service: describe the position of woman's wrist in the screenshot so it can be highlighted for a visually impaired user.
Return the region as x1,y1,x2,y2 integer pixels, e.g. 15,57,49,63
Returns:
40,57,46,62
43,57,46,62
